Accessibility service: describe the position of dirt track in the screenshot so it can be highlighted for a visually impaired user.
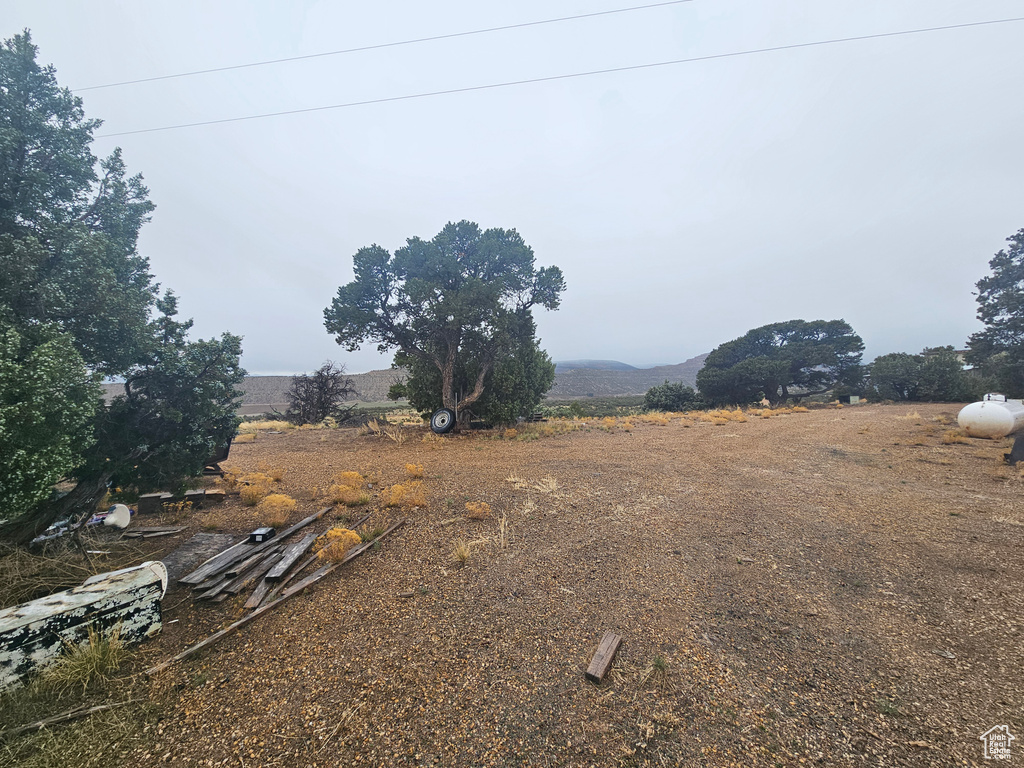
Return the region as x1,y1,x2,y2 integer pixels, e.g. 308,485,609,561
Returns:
131,404,1023,767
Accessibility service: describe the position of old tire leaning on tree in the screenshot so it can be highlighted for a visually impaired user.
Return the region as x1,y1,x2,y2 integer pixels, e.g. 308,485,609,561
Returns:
430,408,456,434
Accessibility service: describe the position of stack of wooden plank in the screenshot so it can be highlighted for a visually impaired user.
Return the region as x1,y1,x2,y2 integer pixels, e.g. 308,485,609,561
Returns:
148,516,405,675
177,507,335,607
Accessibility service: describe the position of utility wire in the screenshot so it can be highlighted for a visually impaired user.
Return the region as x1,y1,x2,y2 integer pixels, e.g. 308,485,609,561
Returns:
74,0,696,92
95,16,1024,139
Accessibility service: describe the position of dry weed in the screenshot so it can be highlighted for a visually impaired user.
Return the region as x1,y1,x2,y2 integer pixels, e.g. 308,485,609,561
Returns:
238,473,274,506
532,476,559,494
329,484,371,507
334,470,365,487
257,493,296,527
315,527,362,562
238,419,292,434
942,430,971,445
43,624,126,696
465,501,492,520
234,433,256,444
452,539,471,566
256,461,286,482
405,463,424,479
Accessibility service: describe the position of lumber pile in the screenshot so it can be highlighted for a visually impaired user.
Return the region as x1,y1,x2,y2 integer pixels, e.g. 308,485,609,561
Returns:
148,518,404,675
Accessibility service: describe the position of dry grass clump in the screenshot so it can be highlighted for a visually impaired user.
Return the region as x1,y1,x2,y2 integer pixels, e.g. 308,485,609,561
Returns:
405,463,424,478
942,429,971,445
238,473,274,506
791,405,809,413
43,625,126,696
505,473,529,490
465,501,492,520
234,432,256,444
257,461,286,482
238,419,293,434
315,527,363,562
898,411,923,422
600,416,618,431
381,481,427,509
257,493,296,527
452,539,472,567
333,470,364,487
421,432,446,447
503,428,518,439
640,413,670,426
329,484,371,507
519,420,581,439
532,476,559,494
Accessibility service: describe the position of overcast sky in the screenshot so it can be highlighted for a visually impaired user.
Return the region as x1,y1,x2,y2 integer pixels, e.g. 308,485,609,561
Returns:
7,1,1024,374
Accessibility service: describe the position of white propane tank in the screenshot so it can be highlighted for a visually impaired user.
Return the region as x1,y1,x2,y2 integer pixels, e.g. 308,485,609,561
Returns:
957,396,1024,439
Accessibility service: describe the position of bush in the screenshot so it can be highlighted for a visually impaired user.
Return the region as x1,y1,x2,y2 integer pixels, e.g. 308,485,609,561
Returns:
315,527,362,562
643,381,703,412
284,361,355,425
257,493,296,526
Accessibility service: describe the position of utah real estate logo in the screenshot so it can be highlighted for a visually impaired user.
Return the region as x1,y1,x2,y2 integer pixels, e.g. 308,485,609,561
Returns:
980,725,1015,761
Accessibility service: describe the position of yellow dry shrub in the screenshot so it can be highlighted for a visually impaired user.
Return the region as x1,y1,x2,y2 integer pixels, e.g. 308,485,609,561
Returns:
622,420,634,432
641,414,669,426
234,433,256,444
942,430,970,445
222,467,242,490
405,463,424,478
316,527,363,562
239,473,274,506
381,484,406,508
334,471,364,487
257,461,286,482
258,494,296,527
465,501,492,520
503,428,518,440
600,416,617,430
329,484,370,506
238,419,292,434
403,480,427,508
791,406,809,413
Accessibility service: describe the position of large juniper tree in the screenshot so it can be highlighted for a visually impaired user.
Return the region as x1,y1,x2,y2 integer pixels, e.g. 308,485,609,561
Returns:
0,32,244,545
324,220,564,427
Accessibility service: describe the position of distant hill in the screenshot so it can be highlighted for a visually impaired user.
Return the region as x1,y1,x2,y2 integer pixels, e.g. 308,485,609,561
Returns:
554,359,638,373
101,354,710,414
546,353,708,399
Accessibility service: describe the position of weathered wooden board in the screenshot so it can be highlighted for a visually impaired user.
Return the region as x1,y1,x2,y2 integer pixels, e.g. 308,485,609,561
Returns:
178,506,331,585
0,562,167,691
585,631,622,683
223,552,282,595
243,578,273,610
266,533,318,581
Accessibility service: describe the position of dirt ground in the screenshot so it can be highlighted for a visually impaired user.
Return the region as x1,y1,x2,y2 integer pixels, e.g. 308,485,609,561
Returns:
113,403,1023,767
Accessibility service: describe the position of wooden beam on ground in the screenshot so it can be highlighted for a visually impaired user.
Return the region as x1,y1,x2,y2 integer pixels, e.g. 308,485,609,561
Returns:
145,519,406,676
585,631,623,683
243,578,273,610
259,513,371,606
179,507,332,585
266,532,318,581
223,551,282,595
1,698,144,738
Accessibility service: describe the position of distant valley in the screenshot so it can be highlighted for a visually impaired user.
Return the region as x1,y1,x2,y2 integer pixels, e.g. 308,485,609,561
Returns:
102,355,709,415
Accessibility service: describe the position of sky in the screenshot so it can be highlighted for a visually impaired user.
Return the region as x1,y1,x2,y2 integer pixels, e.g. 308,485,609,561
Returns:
6,1,1024,374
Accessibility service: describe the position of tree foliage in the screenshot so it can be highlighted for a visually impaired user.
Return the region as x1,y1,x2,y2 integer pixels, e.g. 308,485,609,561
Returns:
0,323,98,514
285,361,356,425
967,228,1024,396
325,220,564,426
696,319,864,406
869,346,977,402
0,33,244,545
390,335,555,426
643,381,703,412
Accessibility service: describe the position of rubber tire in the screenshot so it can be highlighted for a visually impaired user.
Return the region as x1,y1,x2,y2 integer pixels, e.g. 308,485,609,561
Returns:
430,408,456,434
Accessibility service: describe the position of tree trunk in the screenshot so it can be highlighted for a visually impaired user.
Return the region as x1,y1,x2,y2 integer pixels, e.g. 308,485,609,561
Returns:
0,473,113,548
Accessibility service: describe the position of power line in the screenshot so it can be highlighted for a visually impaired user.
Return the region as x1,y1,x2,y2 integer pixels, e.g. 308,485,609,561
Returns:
74,0,696,92
95,16,1024,139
